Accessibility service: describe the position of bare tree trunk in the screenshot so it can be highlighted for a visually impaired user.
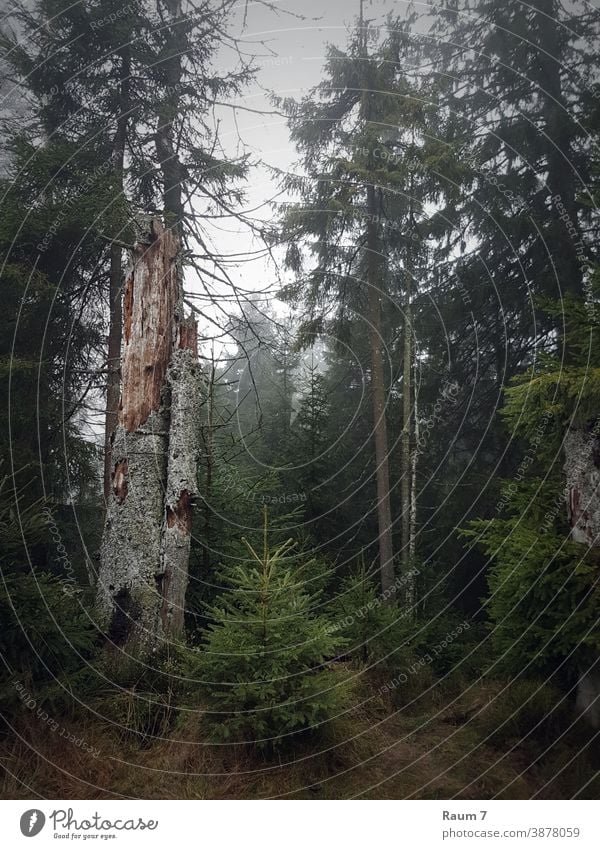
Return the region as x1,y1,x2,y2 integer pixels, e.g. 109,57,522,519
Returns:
401,260,413,606
202,351,216,574
564,426,600,727
403,185,420,610
366,183,395,596
104,245,123,503
97,217,201,653
409,358,418,564
155,0,185,233
103,48,131,501
358,2,395,596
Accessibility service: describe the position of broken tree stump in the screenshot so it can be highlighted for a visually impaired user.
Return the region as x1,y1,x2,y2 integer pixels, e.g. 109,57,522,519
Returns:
97,217,201,655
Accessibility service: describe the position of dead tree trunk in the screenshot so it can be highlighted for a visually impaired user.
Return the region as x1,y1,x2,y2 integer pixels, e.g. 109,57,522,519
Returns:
564,426,600,728
97,217,201,654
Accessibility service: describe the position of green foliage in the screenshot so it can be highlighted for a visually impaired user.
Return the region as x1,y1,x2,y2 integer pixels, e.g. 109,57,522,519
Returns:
462,292,600,678
0,571,97,688
193,513,348,748
499,292,600,440
0,124,106,513
1,0,600,797
0,471,45,569
463,472,600,676
0,471,98,717
327,561,399,663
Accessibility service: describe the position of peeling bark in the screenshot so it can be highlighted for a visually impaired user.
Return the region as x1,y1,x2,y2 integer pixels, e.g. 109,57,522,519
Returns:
564,426,600,727
119,221,180,433
112,459,129,504
97,217,201,655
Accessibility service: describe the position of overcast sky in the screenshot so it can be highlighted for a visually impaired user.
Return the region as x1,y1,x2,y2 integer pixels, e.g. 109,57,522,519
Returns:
198,0,416,325
0,0,418,341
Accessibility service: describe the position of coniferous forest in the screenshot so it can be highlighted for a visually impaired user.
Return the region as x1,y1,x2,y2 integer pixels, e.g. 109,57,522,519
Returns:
1,0,600,804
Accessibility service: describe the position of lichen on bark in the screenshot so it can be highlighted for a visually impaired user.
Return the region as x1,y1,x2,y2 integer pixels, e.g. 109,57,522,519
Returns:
96,218,201,656
564,426,600,727
564,427,600,546
158,345,202,635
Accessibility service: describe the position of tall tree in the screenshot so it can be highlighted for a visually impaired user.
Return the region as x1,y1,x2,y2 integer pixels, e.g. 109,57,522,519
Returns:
409,0,600,609
359,3,396,598
280,11,454,596
1,0,266,654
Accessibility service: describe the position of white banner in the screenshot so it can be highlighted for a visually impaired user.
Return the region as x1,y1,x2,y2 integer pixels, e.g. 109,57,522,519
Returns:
0,800,597,848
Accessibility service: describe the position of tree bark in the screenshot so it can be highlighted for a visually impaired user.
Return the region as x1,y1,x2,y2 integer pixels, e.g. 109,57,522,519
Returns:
410,355,418,564
401,258,415,608
366,183,395,596
103,48,131,501
564,426,600,727
104,244,123,503
359,5,395,596
97,217,201,654
155,0,185,233
202,352,216,574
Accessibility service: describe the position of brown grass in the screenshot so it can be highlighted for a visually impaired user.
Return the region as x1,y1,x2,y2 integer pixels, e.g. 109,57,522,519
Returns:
1,672,597,799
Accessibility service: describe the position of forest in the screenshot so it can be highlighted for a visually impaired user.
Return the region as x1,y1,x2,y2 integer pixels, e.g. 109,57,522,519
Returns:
1,0,600,801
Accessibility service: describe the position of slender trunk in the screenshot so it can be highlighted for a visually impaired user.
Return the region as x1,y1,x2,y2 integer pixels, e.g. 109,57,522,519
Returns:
536,0,581,300
534,0,582,371
103,48,131,501
310,359,316,460
104,246,123,502
366,183,395,595
359,3,394,595
203,354,215,573
155,0,185,234
401,260,415,607
409,352,418,565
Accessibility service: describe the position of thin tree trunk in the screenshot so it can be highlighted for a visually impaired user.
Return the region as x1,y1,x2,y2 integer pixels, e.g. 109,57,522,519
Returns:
401,258,415,607
359,1,395,596
202,351,215,574
366,184,395,595
103,48,131,501
409,351,418,566
155,0,185,234
104,245,123,502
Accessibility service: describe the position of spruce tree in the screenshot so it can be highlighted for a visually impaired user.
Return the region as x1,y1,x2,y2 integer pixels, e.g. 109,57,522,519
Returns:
280,11,455,597
196,511,346,747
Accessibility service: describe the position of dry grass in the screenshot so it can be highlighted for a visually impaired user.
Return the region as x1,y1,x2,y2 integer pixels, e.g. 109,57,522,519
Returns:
1,672,598,799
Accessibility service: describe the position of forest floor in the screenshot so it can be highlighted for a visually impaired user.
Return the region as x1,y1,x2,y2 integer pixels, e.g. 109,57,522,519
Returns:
1,670,598,799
